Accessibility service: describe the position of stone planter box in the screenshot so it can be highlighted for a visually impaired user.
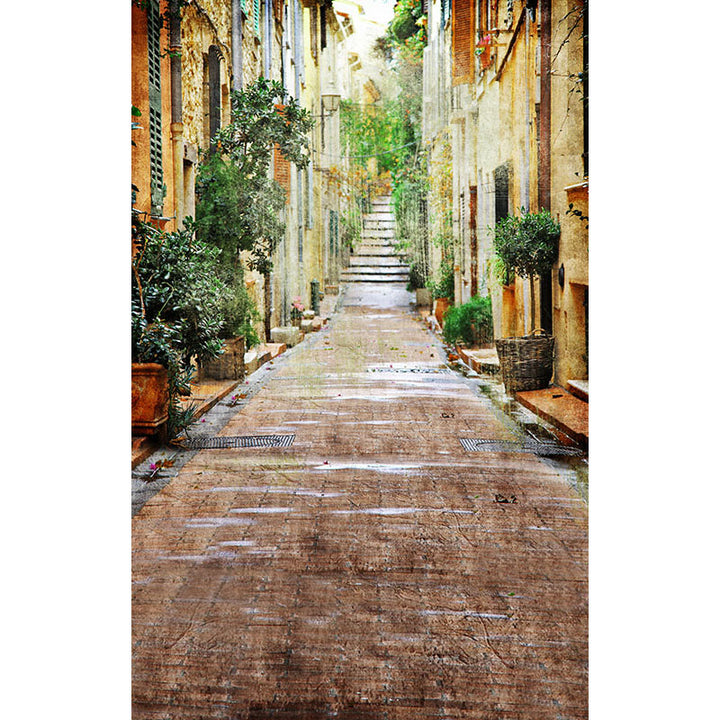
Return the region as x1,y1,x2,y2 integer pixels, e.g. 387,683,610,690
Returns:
132,363,169,437
415,288,432,307
271,326,301,347
198,336,246,381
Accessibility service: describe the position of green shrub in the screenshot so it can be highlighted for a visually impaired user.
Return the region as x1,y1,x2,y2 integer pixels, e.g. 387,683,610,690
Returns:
427,257,455,300
443,294,493,347
132,216,231,435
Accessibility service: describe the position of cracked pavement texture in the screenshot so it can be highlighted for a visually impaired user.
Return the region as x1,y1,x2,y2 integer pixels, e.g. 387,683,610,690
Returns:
132,284,588,719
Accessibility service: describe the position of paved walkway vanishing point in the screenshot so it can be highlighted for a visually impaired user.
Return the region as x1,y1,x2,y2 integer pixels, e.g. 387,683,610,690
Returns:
132,284,588,720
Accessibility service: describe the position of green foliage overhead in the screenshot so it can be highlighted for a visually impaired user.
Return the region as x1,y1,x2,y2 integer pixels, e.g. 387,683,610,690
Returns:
492,209,561,279
443,295,494,347
384,0,427,59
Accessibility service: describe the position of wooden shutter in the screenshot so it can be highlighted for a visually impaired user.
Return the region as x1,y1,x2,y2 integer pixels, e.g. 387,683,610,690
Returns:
208,46,222,143
310,6,318,61
253,0,261,36
469,185,478,297
294,0,304,84
440,0,451,27
452,0,476,86
305,160,314,228
274,144,291,202
329,210,338,256
320,3,327,51
147,0,164,214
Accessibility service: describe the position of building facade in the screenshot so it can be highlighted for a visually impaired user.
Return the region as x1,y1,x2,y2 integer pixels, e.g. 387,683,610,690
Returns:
423,0,588,388
132,0,352,338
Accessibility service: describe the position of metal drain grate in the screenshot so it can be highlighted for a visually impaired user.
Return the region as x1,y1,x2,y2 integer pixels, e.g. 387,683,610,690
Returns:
459,437,584,456
185,434,295,450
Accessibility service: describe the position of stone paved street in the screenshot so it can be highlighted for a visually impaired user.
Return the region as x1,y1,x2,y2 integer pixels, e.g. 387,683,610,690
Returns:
132,284,588,719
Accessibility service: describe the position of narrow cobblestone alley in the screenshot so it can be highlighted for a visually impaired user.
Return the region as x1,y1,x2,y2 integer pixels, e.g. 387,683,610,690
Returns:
132,283,588,720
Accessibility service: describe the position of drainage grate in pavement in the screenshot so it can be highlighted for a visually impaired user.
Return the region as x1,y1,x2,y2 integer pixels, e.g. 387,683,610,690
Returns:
184,434,295,450
459,437,584,456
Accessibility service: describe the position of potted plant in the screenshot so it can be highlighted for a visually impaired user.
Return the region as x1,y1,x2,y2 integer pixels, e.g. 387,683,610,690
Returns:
290,297,305,327
427,257,455,327
491,208,560,393
442,294,494,348
132,216,230,439
199,271,261,381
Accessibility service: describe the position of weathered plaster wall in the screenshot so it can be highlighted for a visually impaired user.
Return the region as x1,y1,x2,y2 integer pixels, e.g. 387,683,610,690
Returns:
550,0,587,385
180,0,233,152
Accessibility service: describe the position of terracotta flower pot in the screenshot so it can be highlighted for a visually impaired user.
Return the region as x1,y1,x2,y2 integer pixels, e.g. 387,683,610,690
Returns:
132,363,169,436
433,297,451,327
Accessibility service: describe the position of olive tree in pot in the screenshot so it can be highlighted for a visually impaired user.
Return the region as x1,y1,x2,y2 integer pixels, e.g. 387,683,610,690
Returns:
195,78,314,341
491,208,560,393
427,256,455,327
131,215,230,439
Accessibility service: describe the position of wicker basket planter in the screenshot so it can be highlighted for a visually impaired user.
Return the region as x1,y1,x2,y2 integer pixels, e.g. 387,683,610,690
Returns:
495,331,554,393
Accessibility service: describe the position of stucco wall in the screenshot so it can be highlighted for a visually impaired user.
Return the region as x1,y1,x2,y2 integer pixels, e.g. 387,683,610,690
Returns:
180,0,233,152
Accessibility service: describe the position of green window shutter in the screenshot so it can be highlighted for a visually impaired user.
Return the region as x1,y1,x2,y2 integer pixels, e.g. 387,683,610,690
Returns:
330,210,338,256
253,0,260,36
147,0,165,215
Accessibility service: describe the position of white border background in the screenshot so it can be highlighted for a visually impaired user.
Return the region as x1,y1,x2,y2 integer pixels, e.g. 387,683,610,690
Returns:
2,2,719,717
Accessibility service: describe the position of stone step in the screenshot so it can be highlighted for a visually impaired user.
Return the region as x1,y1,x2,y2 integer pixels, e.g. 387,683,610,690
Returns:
357,241,397,248
354,249,400,257
364,212,394,222
364,220,395,228
362,229,395,238
344,265,410,275
341,273,410,283
349,256,407,267
567,379,589,402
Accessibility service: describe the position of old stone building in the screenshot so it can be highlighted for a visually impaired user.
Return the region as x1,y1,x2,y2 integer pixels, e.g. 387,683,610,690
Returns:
423,0,588,389
132,0,353,337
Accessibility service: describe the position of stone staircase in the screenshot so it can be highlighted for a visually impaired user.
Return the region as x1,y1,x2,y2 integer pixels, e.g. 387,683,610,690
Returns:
341,195,410,283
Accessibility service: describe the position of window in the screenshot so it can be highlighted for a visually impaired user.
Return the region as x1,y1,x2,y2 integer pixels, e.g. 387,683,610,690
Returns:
493,162,510,221
310,6,318,62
